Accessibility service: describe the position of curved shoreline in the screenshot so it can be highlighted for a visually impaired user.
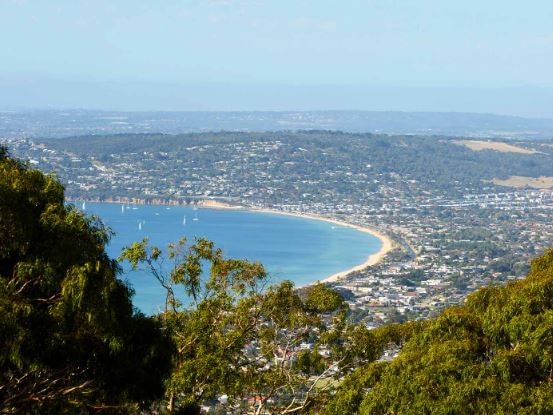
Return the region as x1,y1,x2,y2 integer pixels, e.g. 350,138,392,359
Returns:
194,199,394,284
73,198,393,284
253,209,393,284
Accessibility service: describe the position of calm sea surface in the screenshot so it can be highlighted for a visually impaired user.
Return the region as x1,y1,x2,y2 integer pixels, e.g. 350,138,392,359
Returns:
81,202,381,314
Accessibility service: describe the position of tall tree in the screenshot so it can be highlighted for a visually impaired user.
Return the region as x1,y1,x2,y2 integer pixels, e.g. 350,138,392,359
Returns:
0,150,171,413
120,237,375,414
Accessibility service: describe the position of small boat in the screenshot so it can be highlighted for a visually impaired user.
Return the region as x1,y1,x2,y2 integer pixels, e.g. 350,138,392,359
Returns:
138,221,142,231
121,205,125,213
192,212,199,221
82,201,86,210
182,215,186,225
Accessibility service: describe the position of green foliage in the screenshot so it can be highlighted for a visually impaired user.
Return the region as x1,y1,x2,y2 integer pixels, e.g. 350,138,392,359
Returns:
120,237,274,411
303,282,345,313
119,240,378,413
322,362,387,415
325,247,553,414
0,153,171,413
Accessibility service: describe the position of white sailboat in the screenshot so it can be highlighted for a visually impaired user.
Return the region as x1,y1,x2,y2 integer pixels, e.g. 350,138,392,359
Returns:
121,204,125,213
138,221,142,231
182,215,186,225
193,212,199,221
82,201,86,210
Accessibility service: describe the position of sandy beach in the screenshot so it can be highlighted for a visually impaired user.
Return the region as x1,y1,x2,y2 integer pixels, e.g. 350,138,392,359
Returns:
195,199,245,210
197,200,394,284
318,226,393,284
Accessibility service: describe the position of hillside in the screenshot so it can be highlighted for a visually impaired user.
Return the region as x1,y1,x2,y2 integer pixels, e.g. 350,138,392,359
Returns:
4,145,553,413
8,131,553,327
325,248,553,414
14,131,553,204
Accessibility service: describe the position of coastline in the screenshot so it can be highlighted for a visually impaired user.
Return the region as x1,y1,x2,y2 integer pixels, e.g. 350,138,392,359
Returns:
195,199,244,210
71,197,393,284
249,208,393,284
191,200,394,284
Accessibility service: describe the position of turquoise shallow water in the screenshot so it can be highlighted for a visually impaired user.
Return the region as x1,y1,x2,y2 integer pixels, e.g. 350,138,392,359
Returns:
80,202,381,314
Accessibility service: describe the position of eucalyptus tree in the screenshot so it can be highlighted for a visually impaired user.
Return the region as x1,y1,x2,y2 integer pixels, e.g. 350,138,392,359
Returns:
0,149,171,413
325,248,553,414
120,237,378,414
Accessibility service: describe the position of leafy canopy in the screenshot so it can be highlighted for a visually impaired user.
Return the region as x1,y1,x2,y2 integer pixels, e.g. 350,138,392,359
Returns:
0,150,171,413
120,237,384,414
326,248,553,415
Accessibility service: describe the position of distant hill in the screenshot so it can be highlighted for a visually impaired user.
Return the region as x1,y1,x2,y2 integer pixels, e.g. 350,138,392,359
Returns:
2,110,553,139
22,131,553,204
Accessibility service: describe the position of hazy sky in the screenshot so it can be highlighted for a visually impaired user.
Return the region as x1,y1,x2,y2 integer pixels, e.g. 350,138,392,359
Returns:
2,0,553,115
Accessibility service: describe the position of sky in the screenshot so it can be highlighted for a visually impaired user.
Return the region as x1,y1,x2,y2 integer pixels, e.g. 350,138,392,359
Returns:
2,0,553,116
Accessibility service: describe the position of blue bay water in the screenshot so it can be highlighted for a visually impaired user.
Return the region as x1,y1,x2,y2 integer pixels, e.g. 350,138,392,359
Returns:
81,202,381,314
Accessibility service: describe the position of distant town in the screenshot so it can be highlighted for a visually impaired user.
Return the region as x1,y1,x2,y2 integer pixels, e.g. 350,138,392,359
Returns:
5,124,553,328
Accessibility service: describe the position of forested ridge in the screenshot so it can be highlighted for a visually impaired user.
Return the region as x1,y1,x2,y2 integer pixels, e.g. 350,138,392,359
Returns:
38,131,553,201
3,146,553,413
325,249,553,414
